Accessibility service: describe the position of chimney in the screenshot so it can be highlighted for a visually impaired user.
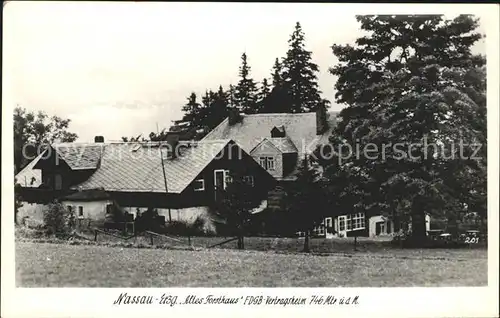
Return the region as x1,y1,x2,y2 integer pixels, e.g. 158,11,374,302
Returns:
94,136,105,143
228,107,242,126
316,105,328,135
165,132,180,159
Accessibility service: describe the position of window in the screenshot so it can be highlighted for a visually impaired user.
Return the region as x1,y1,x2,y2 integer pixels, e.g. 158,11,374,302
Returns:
267,157,275,170
339,217,346,231
325,217,333,228
259,157,267,169
313,219,326,236
344,213,365,231
193,179,205,191
78,206,84,218
352,213,365,230
224,170,232,185
243,175,254,187
259,157,275,171
315,224,325,236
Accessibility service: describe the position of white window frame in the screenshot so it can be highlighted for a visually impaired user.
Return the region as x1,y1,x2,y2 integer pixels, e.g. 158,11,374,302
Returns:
325,217,333,228
259,157,267,169
214,169,230,191
258,157,275,171
339,216,346,231
316,225,325,236
266,157,275,171
344,212,365,231
78,206,84,218
193,179,205,191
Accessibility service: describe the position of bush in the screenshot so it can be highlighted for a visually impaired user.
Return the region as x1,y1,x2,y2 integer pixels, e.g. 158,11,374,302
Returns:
165,217,207,236
43,200,74,236
15,226,46,240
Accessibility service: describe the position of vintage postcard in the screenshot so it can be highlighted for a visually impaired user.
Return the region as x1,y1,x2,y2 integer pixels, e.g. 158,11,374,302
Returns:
1,2,499,318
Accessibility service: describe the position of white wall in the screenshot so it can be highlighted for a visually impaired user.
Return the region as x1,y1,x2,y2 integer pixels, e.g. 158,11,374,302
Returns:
18,200,215,232
17,202,46,225
368,215,395,237
61,200,112,221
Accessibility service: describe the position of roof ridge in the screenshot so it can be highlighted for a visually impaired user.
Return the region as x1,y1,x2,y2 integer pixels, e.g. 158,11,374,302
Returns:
242,112,315,117
202,117,229,140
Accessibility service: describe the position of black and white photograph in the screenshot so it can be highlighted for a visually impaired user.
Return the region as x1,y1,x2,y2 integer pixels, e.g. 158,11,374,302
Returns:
2,2,499,318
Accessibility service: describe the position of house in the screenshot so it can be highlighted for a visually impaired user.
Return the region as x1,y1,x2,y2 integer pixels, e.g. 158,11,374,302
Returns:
308,213,431,239
202,107,431,238
15,136,276,232
60,189,114,226
203,107,336,181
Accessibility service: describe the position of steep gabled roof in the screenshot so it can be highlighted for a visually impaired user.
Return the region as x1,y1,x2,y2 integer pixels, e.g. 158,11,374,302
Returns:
250,137,298,154
33,144,104,171
203,111,339,173
267,137,298,153
74,139,235,194
54,144,104,170
15,153,43,187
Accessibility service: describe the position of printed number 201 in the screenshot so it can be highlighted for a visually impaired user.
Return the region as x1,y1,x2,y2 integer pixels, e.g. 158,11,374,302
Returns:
465,237,480,244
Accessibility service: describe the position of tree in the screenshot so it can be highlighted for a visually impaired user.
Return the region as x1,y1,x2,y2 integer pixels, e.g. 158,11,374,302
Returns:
286,155,327,252
14,181,24,225
228,84,237,108
257,78,271,107
121,134,145,142
210,172,261,249
43,200,72,236
271,57,285,88
14,106,78,173
324,15,486,242
205,85,230,130
281,22,329,113
182,92,205,129
261,58,292,113
234,53,259,114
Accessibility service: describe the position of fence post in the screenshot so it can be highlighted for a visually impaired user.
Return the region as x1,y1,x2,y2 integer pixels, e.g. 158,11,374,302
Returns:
188,235,191,246
150,233,154,245
354,236,358,251
94,230,98,242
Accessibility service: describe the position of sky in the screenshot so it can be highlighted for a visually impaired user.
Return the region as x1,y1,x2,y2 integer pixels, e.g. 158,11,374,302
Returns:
4,2,488,142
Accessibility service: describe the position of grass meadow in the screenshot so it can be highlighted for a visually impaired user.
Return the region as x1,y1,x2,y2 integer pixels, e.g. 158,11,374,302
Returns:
15,237,487,287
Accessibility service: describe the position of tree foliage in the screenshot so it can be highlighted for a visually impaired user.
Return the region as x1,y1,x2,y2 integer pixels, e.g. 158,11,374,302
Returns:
324,15,486,239
281,22,330,113
43,200,74,236
286,155,328,252
210,172,262,249
14,106,78,173
234,52,259,114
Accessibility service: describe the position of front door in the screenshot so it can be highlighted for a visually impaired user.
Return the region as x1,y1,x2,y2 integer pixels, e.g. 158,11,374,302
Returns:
338,215,347,238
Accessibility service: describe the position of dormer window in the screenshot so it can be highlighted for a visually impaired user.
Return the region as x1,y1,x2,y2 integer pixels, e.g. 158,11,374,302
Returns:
271,125,286,138
259,156,275,171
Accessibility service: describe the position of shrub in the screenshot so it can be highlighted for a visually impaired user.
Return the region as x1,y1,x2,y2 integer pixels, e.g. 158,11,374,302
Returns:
43,200,74,236
165,217,207,236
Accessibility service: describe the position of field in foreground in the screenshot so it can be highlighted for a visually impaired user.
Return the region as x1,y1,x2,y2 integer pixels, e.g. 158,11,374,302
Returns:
16,242,487,287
